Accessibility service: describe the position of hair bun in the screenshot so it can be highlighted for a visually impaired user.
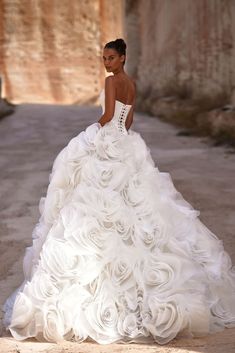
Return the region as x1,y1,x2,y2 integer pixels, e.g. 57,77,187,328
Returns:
115,38,126,50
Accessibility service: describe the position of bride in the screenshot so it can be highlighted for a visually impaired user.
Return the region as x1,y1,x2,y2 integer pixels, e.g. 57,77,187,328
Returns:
2,38,235,345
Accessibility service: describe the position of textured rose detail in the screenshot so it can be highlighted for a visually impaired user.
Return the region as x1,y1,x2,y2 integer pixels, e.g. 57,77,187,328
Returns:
115,219,134,243
116,292,152,340
48,124,100,190
9,291,36,340
84,280,121,343
40,238,102,285
67,136,87,161
60,201,89,234
24,270,60,302
142,295,187,344
106,255,136,291
77,122,101,152
211,296,235,327
121,173,146,208
69,185,123,225
42,186,67,224
95,124,123,161
117,312,141,338
115,206,135,243
143,259,173,293
68,158,88,187
133,214,169,251
42,301,68,342
68,216,114,256
81,157,129,191
138,252,201,298
137,224,156,250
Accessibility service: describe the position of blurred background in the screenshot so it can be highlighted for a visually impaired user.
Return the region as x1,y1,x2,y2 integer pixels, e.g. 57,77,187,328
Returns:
0,0,235,142
0,0,124,104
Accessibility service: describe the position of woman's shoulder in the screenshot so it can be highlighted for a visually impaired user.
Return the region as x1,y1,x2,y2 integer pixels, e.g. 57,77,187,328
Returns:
109,74,136,87
107,74,136,99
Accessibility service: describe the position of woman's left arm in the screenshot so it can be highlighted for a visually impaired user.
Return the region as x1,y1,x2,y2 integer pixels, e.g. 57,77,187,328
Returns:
98,76,116,127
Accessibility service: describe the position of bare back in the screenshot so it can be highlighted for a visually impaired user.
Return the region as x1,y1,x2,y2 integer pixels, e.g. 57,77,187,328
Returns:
98,73,136,129
112,74,136,106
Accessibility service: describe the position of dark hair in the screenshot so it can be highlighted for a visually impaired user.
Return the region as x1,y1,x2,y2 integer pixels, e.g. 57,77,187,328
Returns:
104,38,126,65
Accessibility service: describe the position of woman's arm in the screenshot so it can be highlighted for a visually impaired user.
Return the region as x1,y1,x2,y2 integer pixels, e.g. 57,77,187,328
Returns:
98,76,116,127
125,82,136,131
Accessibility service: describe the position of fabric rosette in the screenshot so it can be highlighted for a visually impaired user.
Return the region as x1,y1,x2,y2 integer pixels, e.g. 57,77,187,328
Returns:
126,131,152,172
62,211,117,257
81,156,129,191
40,300,71,342
58,283,93,343
23,270,60,303
132,212,169,251
117,311,143,339
46,123,101,190
39,184,68,225
76,122,101,152
8,291,36,340
60,200,91,233
114,204,135,243
60,199,115,245
121,173,147,209
94,122,127,161
49,160,71,190
39,237,102,285
69,184,124,225
135,251,208,301
210,293,235,328
105,250,137,292
66,124,101,186
83,279,122,344
142,294,188,344
67,156,88,187
116,286,145,330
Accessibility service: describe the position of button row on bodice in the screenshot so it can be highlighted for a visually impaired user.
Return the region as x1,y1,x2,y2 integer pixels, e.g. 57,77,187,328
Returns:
118,105,128,134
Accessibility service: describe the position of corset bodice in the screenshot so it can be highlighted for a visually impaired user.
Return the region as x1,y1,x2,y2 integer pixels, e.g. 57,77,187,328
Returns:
99,88,132,135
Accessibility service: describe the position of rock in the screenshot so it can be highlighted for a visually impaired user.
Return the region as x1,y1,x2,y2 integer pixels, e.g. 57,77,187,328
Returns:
150,97,199,129
196,109,235,147
0,98,15,119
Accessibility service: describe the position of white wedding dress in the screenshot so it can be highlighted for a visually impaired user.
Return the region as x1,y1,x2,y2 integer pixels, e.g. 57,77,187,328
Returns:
2,88,235,345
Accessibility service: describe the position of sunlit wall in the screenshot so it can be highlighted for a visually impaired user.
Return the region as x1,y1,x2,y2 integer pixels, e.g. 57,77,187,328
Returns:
0,0,124,104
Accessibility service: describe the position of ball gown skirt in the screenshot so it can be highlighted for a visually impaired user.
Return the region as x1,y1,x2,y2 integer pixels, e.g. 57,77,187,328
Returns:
2,88,235,345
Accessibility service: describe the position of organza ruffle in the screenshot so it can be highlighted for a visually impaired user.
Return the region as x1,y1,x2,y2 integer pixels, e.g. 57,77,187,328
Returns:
3,121,235,344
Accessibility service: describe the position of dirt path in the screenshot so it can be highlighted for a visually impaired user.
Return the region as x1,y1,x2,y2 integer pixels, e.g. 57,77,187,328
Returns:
0,103,235,352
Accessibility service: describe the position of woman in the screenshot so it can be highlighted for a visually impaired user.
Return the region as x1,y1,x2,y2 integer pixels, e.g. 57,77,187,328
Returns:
2,38,235,345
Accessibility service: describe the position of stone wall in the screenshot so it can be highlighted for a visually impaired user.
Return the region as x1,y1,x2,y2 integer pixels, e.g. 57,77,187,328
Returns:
126,0,235,99
125,0,235,142
0,0,124,104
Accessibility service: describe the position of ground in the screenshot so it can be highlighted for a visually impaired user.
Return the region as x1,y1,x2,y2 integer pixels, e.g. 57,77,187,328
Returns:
0,103,235,352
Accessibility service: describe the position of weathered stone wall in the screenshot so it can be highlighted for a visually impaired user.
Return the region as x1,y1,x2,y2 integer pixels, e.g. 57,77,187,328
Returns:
125,0,235,142
0,0,124,104
126,0,235,99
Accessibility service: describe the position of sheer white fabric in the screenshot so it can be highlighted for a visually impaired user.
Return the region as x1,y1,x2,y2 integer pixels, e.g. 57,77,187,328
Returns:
2,88,235,345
